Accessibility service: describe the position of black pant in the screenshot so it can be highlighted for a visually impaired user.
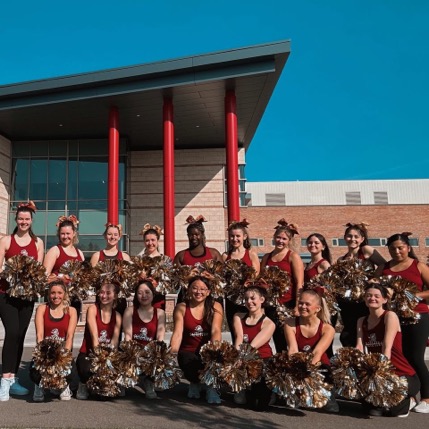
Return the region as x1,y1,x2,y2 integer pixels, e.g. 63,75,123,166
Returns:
337,299,368,347
265,304,293,353
0,294,34,374
402,313,429,399
177,351,203,383
390,374,420,416
225,298,247,343
76,352,92,383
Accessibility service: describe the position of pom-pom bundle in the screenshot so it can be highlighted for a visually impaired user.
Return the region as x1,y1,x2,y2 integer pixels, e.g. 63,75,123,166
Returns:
259,266,291,307
223,259,257,305
92,260,135,298
1,255,47,301
116,340,145,388
59,260,96,300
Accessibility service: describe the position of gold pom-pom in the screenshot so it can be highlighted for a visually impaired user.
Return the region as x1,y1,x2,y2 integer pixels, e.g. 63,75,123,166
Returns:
259,266,291,306
193,260,226,299
116,340,145,388
59,260,95,300
223,259,257,305
92,260,135,298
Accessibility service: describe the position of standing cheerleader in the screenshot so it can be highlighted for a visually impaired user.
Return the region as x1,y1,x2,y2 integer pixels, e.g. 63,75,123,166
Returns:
374,233,429,413
76,281,122,400
232,283,275,410
356,284,420,417
223,220,260,341
304,233,331,283
31,280,78,402
337,222,386,347
260,219,304,352
0,202,44,401
123,280,166,399
170,276,224,404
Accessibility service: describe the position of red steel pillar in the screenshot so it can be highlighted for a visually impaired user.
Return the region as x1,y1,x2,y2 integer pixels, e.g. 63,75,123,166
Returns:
108,107,119,224
163,98,175,258
225,90,240,223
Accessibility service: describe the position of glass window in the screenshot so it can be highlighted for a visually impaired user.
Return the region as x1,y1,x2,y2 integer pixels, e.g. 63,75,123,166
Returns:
368,238,381,246
12,141,30,157
77,211,107,234
29,160,48,200
79,140,108,156
48,159,67,200
425,238,429,247
78,235,106,252
30,142,49,156
11,159,29,201
409,238,419,246
49,141,68,157
78,158,107,200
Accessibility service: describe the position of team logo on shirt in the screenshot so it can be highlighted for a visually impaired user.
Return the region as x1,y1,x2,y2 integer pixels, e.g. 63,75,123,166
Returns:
243,334,249,343
20,249,28,256
99,330,110,344
134,327,152,342
303,344,312,352
190,325,207,338
366,333,382,349
50,328,60,340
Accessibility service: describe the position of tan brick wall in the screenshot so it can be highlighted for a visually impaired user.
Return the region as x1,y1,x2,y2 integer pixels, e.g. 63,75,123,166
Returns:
241,205,429,262
0,135,11,235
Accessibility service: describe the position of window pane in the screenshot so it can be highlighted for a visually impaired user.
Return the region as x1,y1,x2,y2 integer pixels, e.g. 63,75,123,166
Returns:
68,158,78,200
367,238,381,246
30,142,49,156
13,142,31,157
48,201,66,210
78,235,105,252
31,211,47,237
49,140,68,157
46,235,58,250
48,159,67,200
78,158,107,200
29,160,48,200
77,211,106,234
11,159,29,201
47,211,66,235
79,140,108,156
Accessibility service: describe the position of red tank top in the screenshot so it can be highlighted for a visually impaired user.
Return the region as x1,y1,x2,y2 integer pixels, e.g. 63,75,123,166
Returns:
295,318,330,365
131,307,158,346
266,250,294,303
52,245,84,274
98,250,124,261
240,314,272,359
43,304,71,340
226,249,253,267
1,235,39,293
179,305,211,353
340,248,365,261
182,247,214,266
304,259,326,283
383,259,428,314
362,311,415,377
80,305,117,353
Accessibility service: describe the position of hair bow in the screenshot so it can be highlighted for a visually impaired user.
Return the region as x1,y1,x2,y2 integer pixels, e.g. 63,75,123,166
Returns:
275,218,299,235
105,223,123,235
56,215,79,228
185,215,207,225
228,218,250,230
401,231,412,237
17,200,37,212
139,223,164,236
344,222,369,231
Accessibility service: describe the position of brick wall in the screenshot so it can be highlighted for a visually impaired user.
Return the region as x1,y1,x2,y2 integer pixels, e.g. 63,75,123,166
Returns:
0,135,11,235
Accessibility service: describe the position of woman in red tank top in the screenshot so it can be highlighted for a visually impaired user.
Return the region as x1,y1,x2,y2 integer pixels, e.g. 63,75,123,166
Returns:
123,280,166,399
223,220,260,342
374,233,429,414
31,280,78,402
90,223,130,266
304,233,331,283
0,202,44,401
170,276,223,404
260,219,304,353
232,283,275,410
284,289,338,413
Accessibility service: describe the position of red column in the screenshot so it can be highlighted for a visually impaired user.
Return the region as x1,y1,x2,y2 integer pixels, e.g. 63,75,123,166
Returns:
163,98,175,258
225,90,240,223
108,107,119,224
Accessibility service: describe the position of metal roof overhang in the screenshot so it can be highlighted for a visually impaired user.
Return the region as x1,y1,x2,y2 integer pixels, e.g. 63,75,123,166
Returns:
0,40,290,150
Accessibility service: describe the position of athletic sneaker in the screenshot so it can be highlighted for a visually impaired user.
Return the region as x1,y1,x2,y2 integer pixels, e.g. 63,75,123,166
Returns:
187,383,201,399
9,378,29,396
0,378,13,401
60,385,72,401
206,387,221,404
33,385,45,402
397,398,416,418
414,400,429,413
76,382,89,400
233,390,247,405
142,378,157,400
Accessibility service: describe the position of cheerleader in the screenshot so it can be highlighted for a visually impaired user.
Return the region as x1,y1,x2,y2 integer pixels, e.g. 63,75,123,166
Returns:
170,276,223,404
0,201,44,401
304,233,331,283
123,280,166,399
374,233,429,413
76,281,122,400
223,219,260,342
232,282,275,410
284,289,339,412
31,280,78,402
260,219,304,352
356,284,420,417
337,222,386,348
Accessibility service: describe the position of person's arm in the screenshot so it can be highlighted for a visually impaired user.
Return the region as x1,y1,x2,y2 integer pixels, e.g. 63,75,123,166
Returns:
110,312,122,348
209,248,224,263
170,303,186,353
0,236,11,272
283,318,298,356
85,304,101,349
290,251,305,313
382,311,401,359
156,308,166,341
173,250,184,267
36,237,45,263
77,248,85,261
362,245,386,268
90,252,100,267
122,252,131,262
43,246,60,277
232,313,245,348
260,253,269,271
311,323,335,364
222,252,228,262
355,317,365,352
249,248,261,275
249,317,275,350
210,301,224,342
65,307,78,351
34,304,46,343
417,262,429,301
318,260,331,274
122,306,133,341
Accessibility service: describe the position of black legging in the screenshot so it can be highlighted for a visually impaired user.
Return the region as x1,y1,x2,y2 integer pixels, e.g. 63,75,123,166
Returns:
337,299,368,347
402,313,429,399
225,299,247,343
0,294,34,374
177,350,204,383
76,352,92,383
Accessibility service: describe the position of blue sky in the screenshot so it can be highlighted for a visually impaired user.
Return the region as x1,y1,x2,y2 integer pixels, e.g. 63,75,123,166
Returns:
1,1,428,182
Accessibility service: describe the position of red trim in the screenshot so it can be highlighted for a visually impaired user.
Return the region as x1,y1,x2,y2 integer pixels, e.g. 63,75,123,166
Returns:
163,98,175,258
225,90,240,223
108,107,119,224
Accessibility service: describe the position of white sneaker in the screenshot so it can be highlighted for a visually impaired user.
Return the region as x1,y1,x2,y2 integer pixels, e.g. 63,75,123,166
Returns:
143,378,157,400
0,378,13,402
76,382,89,400
33,385,45,402
234,390,247,405
397,397,416,418
60,385,72,401
414,400,429,413
187,383,201,399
